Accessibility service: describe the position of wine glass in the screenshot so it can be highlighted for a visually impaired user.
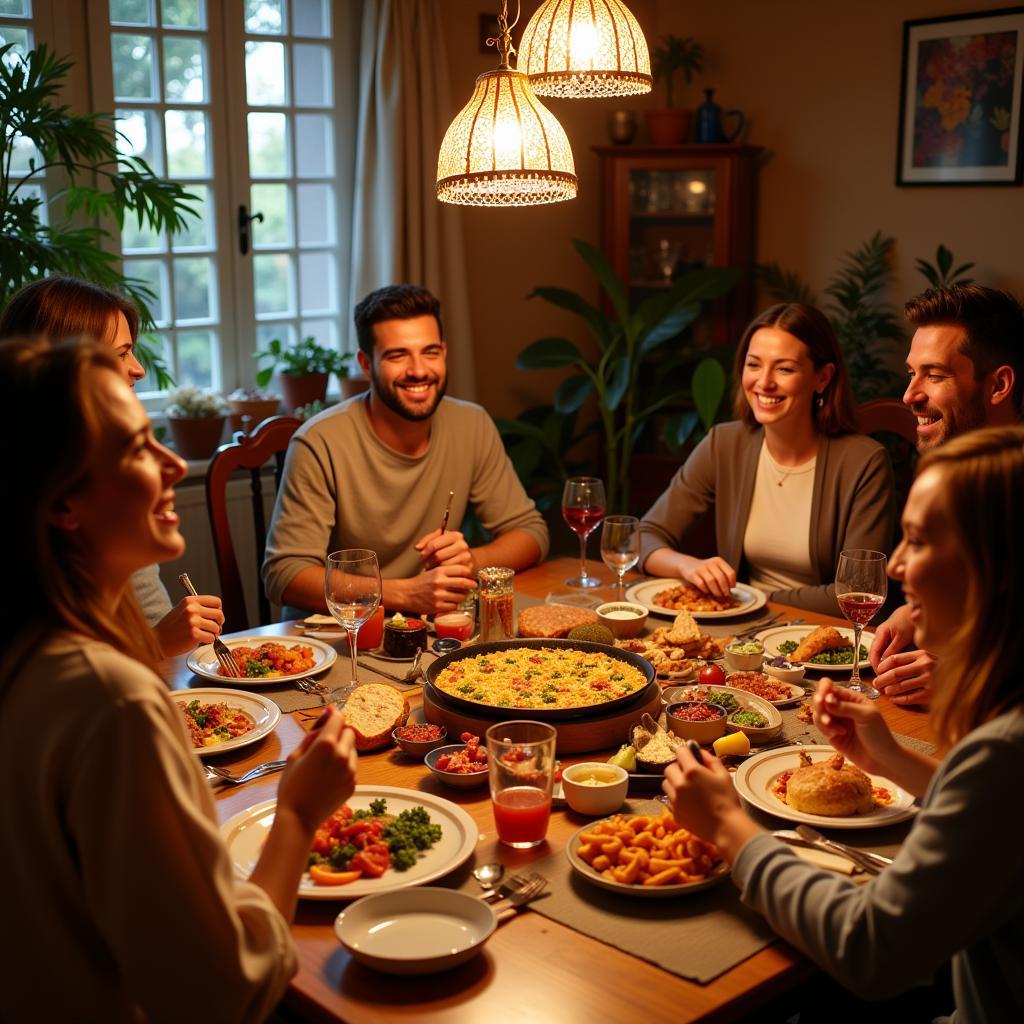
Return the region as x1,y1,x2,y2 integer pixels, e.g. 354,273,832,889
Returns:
324,548,382,702
834,549,887,699
562,477,606,589
600,515,640,598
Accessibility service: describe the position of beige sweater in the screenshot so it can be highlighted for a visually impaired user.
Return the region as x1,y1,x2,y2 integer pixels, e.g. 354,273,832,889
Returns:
263,393,549,606
0,630,296,1022
639,421,896,615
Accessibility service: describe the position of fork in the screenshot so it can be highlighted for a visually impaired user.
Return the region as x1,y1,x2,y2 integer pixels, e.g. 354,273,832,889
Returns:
204,759,288,785
492,876,548,920
295,677,329,702
480,871,540,901
178,573,241,678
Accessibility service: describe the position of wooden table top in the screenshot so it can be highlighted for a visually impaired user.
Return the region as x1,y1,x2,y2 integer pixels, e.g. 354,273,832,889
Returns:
163,558,930,1024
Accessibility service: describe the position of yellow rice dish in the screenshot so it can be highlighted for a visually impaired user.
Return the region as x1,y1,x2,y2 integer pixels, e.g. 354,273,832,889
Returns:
433,647,648,711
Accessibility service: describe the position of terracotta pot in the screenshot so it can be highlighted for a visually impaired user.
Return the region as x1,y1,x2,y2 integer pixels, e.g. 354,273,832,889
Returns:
645,108,692,146
167,415,227,460
228,397,281,432
340,376,370,400
280,372,329,413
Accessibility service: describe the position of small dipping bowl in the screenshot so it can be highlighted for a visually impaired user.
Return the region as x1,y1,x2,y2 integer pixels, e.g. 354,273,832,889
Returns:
392,722,448,757
762,656,807,685
561,762,629,816
424,744,491,789
595,601,649,639
664,702,727,744
723,639,765,672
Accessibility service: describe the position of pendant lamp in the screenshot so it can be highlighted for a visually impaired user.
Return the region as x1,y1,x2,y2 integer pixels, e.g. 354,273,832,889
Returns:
436,2,577,207
518,0,652,99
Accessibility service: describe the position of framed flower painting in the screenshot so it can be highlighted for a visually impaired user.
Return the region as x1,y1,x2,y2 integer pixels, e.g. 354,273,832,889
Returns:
897,6,1024,185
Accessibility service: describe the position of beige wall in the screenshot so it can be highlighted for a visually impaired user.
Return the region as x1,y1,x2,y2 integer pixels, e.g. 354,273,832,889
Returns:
442,0,1023,415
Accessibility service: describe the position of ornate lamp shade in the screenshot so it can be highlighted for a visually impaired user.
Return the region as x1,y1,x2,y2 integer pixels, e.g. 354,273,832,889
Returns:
436,68,578,207
518,0,652,99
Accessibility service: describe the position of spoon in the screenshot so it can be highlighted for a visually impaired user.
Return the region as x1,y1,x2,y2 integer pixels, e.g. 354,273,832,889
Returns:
793,825,892,872
472,862,504,890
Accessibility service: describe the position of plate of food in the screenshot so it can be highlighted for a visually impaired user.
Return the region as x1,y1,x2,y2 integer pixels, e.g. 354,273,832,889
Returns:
186,635,337,684
566,808,729,897
733,745,917,829
724,671,806,706
220,785,478,900
756,625,875,673
614,609,725,680
625,579,767,620
661,684,783,739
170,688,281,756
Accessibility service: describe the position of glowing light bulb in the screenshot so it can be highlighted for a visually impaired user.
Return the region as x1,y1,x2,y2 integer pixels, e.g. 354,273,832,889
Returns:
688,180,707,195
569,22,599,62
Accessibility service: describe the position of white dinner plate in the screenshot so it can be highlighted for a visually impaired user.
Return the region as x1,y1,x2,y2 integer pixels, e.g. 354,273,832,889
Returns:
170,687,281,757
186,634,337,685
733,744,917,829
565,817,730,897
334,889,496,974
220,785,479,900
625,579,767,620
756,625,875,673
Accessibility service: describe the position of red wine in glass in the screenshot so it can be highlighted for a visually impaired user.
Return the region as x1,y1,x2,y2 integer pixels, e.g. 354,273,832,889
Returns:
562,477,606,589
837,592,885,626
835,549,887,699
562,503,605,537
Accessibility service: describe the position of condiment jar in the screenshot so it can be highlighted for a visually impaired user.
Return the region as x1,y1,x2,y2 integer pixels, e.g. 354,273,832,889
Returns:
477,566,514,643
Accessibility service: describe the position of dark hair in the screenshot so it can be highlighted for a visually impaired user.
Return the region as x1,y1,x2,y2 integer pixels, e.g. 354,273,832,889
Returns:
904,285,1024,410
0,276,140,346
353,285,443,357
732,303,858,435
0,337,160,666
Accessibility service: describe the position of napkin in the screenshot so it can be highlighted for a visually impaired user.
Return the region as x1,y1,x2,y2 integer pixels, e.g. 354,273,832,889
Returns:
791,844,858,875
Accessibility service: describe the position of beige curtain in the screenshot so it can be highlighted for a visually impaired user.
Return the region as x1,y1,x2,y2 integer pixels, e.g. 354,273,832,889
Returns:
348,0,475,400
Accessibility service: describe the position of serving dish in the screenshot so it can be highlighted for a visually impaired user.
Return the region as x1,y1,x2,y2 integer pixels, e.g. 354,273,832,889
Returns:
219,785,478,899
595,601,649,639
725,672,806,707
424,744,491,789
755,625,876,673
662,684,783,741
732,745,918,829
187,634,336,685
664,702,727,744
561,762,629,815
391,723,448,757
334,889,495,974
624,579,767,620
170,687,281,757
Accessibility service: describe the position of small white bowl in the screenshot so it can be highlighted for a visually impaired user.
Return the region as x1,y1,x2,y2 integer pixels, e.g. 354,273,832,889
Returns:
334,889,496,974
762,659,807,685
561,762,629,816
723,639,765,672
595,602,649,640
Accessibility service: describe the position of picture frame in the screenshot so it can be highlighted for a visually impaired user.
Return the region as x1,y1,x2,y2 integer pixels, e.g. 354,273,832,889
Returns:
897,6,1024,186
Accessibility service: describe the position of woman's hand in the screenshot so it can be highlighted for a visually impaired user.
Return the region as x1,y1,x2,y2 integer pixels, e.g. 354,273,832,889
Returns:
662,744,761,861
812,680,901,776
682,556,737,600
153,594,224,657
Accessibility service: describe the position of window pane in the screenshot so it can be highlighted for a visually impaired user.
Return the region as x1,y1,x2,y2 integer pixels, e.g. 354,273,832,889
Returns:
112,33,156,100
251,183,291,246
122,215,164,253
296,183,333,245
124,257,168,325
165,109,209,177
110,0,153,24
116,108,164,174
294,113,332,176
9,132,38,175
247,111,288,176
245,0,284,34
256,322,295,351
245,40,285,105
300,318,336,350
253,253,294,316
0,25,30,62
140,331,174,387
292,0,328,37
161,0,202,29
176,329,215,388
298,251,334,314
173,256,214,320
20,183,46,226
171,184,212,249
0,0,30,15
293,43,330,106
163,35,205,103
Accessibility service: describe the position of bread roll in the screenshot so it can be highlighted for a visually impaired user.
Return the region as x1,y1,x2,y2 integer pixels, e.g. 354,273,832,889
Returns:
786,752,874,816
344,683,409,751
518,604,597,639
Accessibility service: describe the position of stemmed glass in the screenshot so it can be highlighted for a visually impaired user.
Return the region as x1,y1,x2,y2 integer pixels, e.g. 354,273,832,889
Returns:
600,515,640,599
324,549,382,703
834,549,887,699
562,477,606,589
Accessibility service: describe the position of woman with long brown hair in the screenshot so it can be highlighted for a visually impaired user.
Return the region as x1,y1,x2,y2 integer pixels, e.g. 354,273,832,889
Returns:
0,337,358,1021
664,426,1024,1021
639,303,895,614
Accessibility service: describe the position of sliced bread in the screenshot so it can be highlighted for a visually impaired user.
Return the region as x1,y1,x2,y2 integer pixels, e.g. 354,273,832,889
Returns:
344,683,409,751
518,604,598,639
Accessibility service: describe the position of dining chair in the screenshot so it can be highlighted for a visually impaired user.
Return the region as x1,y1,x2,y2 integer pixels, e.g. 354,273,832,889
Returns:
205,414,301,632
855,398,917,446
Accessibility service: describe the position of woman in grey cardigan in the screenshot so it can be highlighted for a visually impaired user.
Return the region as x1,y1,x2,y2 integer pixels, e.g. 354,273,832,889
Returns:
664,426,1024,1024
640,304,895,615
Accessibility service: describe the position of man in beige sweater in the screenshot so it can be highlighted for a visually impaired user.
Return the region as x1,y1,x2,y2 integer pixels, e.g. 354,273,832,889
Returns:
263,285,548,615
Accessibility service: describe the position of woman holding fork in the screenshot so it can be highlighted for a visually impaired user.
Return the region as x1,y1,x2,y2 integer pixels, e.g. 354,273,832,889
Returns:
0,336,359,1022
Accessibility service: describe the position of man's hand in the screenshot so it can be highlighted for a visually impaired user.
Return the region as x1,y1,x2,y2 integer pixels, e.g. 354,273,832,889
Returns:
415,528,474,572
874,649,934,705
153,594,225,657
389,567,477,615
682,556,737,600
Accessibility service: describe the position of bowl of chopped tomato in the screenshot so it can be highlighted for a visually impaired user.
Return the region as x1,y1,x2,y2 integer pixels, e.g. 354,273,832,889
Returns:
664,701,727,744
392,722,448,757
424,733,490,789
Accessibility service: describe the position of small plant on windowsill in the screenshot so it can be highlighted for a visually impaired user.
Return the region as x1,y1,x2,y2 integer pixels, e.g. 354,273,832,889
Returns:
165,386,227,460
647,35,704,145
254,336,355,412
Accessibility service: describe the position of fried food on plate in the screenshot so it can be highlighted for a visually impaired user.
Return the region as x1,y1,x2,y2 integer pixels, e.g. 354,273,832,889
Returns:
784,751,875,817
653,584,739,613
791,626,851,663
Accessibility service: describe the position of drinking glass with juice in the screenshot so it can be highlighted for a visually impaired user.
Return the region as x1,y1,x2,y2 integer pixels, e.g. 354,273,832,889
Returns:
485,721,557,849
356,605,385,650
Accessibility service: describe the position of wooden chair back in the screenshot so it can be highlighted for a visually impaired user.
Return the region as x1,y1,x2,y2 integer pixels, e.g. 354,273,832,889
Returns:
205,415,301,632
856,399,917,446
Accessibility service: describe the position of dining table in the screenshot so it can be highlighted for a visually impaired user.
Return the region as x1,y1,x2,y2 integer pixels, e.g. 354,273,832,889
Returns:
163,557,932,1024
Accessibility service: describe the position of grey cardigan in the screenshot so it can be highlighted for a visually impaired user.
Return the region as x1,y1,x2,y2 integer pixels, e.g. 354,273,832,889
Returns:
638,421,896,615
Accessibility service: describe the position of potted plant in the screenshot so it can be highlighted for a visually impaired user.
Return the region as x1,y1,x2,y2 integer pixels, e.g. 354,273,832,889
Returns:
165,386,228,460
255,336,358,412
225,386,281,433
646,35,704,146
0,44,198,389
